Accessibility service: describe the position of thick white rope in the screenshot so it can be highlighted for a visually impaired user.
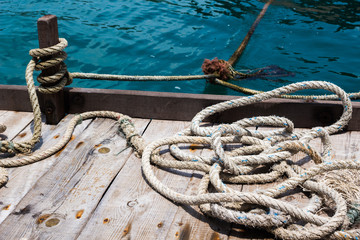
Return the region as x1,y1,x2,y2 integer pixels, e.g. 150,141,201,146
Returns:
141,81,360,239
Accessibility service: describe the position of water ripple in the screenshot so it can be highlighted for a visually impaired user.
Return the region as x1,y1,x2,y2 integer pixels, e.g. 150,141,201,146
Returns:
0,0,358,95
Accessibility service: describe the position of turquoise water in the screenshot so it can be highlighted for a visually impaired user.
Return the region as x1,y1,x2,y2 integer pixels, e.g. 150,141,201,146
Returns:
0,0,359,95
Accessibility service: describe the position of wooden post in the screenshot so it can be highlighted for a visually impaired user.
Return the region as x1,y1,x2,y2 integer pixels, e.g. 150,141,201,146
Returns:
37,15,66,124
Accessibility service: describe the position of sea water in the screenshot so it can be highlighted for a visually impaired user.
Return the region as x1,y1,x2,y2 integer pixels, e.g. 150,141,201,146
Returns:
0,0,359,96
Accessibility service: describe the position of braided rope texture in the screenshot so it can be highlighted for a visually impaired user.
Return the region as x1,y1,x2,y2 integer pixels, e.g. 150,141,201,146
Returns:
0,38,359,239
29,38,72,94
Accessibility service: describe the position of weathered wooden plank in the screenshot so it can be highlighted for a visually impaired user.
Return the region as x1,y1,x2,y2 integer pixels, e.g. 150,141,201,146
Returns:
0,85,359,130
0,117,149,239
332,131,360,160
77,120,191,240
0,110,8,119
0,114,93,224
0,111,33,139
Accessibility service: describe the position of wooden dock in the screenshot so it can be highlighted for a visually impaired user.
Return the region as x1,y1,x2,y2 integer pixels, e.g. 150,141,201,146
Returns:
0,108,359,240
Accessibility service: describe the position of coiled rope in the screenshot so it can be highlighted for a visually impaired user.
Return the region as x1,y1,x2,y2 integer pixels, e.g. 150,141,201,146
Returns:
142,81,360,239
29,38,72,94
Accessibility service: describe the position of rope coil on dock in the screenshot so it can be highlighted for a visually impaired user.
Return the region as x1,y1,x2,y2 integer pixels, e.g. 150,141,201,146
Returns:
141,80,360,240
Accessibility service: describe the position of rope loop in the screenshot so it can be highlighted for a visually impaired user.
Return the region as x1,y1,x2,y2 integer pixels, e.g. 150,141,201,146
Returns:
0,124,6,133
201,57,273,81
29,38,71,94
76,114,83,125
201,57,233,80
117,116,145,156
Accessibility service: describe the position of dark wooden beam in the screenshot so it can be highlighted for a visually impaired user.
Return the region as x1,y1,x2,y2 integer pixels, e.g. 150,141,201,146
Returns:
37,15,65,124
0,85,358,131
64,87,360,131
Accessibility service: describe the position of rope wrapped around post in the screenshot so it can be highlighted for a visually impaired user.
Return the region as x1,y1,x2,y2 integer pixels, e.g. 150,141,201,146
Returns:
29,38,72,94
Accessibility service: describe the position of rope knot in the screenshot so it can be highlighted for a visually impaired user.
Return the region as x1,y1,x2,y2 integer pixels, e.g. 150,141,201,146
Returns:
201,58,233,80
29,38,71,94
0,124,6,134
117,116,145,156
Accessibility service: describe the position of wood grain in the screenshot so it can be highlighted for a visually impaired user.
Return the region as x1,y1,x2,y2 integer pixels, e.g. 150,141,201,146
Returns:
77,120,191,240
0,111,33,139
0,114,93,224
0,116,149,239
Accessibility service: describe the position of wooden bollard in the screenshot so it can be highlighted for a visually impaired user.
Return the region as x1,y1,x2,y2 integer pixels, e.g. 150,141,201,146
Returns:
37,15,66,125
